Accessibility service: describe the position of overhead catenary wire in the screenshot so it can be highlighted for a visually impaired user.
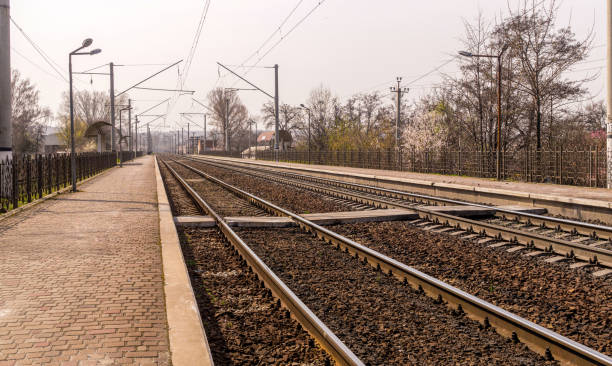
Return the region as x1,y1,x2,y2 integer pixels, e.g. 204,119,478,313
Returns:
10,46,66,82
9,16,68,82
180,0,212,89
236,0,306,69
240,0,328,79
167,0,212,131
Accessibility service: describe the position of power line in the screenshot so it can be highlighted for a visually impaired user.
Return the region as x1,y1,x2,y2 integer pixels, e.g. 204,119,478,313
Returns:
223,0,327,90
241,0,327,78
10,47,66,82
181,0,212,88
406,57,457,86
79,63,110,74
9,16,68,82
167,0,212,130
237,0,306,69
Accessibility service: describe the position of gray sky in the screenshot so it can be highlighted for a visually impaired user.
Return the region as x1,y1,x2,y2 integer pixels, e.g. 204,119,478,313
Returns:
9,0,606,133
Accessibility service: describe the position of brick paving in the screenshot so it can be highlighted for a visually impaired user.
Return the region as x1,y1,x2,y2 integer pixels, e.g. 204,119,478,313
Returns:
0,156,170,366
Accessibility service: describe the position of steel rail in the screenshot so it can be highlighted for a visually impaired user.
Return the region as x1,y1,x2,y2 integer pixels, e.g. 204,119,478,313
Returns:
187,157,612,268
173,157,612,366
193,156,612,240
159,158,364,366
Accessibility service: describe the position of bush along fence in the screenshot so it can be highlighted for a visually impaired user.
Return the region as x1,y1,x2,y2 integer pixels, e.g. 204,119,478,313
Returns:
0,151,144,213
200,146,607,188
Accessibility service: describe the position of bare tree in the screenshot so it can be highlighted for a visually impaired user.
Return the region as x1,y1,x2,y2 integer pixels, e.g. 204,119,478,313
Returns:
301,85,339,150
11,69,50,154
206,88,248,152
260,102,304,135
501,0,592,149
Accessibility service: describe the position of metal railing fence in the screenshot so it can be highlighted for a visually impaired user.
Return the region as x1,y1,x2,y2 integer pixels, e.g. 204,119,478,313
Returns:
198,147,606,188
0,151,145,213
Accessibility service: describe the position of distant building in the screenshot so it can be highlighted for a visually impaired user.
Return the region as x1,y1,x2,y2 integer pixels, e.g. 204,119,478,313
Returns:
42,126,65,154
256,130,293,151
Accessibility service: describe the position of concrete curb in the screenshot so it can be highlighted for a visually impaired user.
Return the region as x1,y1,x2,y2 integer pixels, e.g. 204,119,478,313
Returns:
0,164,117,223
154,156,215,366
200,156,612,223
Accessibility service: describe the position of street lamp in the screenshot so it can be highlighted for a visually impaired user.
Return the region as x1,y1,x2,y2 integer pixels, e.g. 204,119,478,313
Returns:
300,104,311,164
69,38,101,192
459,45,508,180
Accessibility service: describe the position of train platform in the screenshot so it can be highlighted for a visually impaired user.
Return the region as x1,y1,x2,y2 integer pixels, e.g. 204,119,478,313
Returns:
200,155,612,223
0,156,181,366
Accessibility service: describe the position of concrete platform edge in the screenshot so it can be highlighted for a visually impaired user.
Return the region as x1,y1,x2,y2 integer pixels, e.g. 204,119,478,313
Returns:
155,156,215,366
198,156,612,223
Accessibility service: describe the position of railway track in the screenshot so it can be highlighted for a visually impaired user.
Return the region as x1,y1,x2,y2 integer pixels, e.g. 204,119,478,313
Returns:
159,158,362,365
187,156,612,274
161,155,612,365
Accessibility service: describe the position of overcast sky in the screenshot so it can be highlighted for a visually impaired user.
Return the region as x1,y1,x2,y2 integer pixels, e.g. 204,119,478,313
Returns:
9,0,606,133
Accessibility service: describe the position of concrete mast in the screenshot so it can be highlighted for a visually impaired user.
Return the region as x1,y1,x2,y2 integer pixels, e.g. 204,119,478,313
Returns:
0,0,11,160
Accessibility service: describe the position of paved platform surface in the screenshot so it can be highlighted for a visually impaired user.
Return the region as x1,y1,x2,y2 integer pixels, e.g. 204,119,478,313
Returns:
0,156,170,366
210,156,612,203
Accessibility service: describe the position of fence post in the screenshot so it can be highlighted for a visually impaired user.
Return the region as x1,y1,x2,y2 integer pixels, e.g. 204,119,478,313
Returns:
459,147,462,175
26,156,31,203
12,156,18,209
595,145,599,187
37,155,43,199
46,155,51,194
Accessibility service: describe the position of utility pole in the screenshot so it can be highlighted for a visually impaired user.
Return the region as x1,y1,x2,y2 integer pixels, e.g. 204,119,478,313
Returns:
110,62,116,155
248,119,253,158
0,0,10,160
204,114,207,153
607,0,612,188
187,123,190,154
390,77,408,150
181,127,184,155
135,116,139,154
128,99,132,158
225,96,230,152
274,64,279,159
176,130,179,155
147,125,151,154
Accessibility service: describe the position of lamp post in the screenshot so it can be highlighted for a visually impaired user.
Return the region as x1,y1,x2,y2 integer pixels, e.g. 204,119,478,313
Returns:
300,104,311,164
69,38,101,192
459,45,508,180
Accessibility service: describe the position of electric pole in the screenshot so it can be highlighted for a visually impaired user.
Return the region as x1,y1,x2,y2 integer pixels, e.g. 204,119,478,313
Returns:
274,64,279,159
204,114,207,153
110,62,116,154
181,127,184,155
0,0,11,160
128,99,132,158
607,0,612,188
147,125,151,154
225,96,230,152
187,123,190,154
390,77,408,150
135,116,139,154
248,119,254,157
